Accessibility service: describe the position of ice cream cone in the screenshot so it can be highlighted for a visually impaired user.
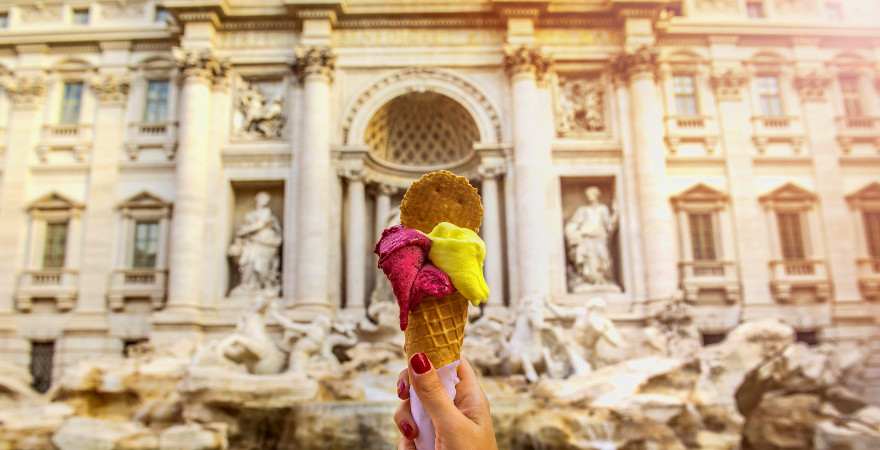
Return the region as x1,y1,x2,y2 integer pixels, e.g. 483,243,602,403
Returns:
400,171,482,367
404,292,469,368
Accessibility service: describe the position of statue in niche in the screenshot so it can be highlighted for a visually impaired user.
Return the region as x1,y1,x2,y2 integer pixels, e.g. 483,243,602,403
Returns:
234,79,285,139
557,78,605,136
228,192,282,297
564,186,619,292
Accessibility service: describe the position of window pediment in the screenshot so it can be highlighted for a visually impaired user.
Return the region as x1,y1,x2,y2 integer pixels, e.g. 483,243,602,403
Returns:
671,183,728,211
759,182,817,209
847,182,880,209
118,191,171,218
27,192,84,213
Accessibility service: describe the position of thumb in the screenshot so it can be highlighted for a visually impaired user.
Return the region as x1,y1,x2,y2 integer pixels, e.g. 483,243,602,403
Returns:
408,353,460,423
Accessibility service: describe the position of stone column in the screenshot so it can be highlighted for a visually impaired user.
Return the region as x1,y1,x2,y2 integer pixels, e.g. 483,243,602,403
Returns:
794,71,861,305
341,167,367,311
293,47,335,311
164,49,224,315
0,76,46,313
505,45,554,306
616,47,678,301
478,163,505,306
77,72,130,315
711,66,775,310
374,183,398,238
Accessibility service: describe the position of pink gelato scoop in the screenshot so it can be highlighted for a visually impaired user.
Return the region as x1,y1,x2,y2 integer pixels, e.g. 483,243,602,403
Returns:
375,225,455,330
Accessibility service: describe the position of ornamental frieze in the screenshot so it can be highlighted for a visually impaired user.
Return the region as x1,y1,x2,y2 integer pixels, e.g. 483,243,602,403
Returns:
613,46,658,80
173,48,230,85
332,29,503,47
711,69,749,101
293,46,337,83
503,45,554,81
793,71,831,102
90,74,131,104
2,77,48,107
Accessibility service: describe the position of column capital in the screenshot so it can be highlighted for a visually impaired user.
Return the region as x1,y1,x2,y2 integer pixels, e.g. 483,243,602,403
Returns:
2,76,47,108
711,69,749,102
173,48,229,86
373,182,400,197
478,163,506,180
293,46,337,84
338,166,365,182
794,71,831,102
90,74,131,105
503,45,553,83
613,46,658,82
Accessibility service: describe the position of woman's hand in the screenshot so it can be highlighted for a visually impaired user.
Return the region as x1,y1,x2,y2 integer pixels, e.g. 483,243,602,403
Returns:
394,354,498,450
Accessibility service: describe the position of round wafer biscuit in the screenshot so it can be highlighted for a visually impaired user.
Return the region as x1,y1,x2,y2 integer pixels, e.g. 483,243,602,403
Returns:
400,170,483,234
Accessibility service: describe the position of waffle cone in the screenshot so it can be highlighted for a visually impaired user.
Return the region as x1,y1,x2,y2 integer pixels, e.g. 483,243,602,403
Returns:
400,171,482,368
404,292,469,368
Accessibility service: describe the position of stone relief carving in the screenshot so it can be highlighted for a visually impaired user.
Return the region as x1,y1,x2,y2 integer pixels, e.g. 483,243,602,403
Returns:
564,186,620,292
90,74,131,104
556,76,605,136
695,0,740,12
100,0,146,19
19,3,62,21
794,71,831,102
233,79,285,139
228,192,282,297
545,298,623,375
2,76,48,107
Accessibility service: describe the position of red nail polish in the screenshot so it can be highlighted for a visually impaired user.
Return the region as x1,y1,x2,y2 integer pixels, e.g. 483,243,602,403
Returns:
401,421,416,439
397,379,407,399
410,352,431,375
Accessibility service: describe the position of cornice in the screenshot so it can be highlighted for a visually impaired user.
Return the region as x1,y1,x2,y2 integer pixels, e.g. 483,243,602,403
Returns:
656,18,880,40
0,27,176,48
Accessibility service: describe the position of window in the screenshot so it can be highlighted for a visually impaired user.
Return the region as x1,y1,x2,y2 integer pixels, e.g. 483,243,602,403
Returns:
0,12,9,28
72,8,89,25
863,211,880,259
746,1,765,18
673,75,699,116
824,2,843,20
155,7,170,23
688,213,717,261
777,212,807,260
839,75,863,117
42,222,68,269
756,75,784,116
30,341,54,394
59,81,84,124
132,220,160,268
143,80,170,123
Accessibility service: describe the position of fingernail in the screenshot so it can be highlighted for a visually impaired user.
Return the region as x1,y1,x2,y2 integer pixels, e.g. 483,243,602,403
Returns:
410,352,431,375
397,379,407,399
400,421,416,439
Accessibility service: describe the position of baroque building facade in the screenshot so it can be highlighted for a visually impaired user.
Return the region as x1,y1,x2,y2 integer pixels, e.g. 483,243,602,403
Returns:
0,0,877,398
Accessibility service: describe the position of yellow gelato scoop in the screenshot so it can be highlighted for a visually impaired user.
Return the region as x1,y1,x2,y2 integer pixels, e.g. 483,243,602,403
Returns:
426,221,489,306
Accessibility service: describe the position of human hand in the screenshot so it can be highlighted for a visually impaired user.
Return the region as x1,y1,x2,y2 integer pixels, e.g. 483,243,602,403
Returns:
394,354,498,450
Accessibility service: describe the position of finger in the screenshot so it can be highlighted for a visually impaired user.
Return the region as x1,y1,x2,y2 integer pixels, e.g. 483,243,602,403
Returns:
397,368,409,400
454,358,490,423
394,399,418,441
397,437,416,450
408,352,461,422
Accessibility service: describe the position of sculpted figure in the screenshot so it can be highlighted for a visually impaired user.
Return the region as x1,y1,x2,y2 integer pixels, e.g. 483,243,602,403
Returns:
564,187,619,291
547,298,623,375
190,294,286,375
504,296,567,382
235,80,285,139
558,79,605,135
270,306,333,375
228,192,282,297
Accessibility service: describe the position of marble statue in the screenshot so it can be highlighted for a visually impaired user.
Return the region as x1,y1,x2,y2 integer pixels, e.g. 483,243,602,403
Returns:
269,306,334,375
190,294,286,375
234,79,285,139
228,192,282,297
557,78,605,135
504,296,569,382
564,186,619,292
546,298,623,375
